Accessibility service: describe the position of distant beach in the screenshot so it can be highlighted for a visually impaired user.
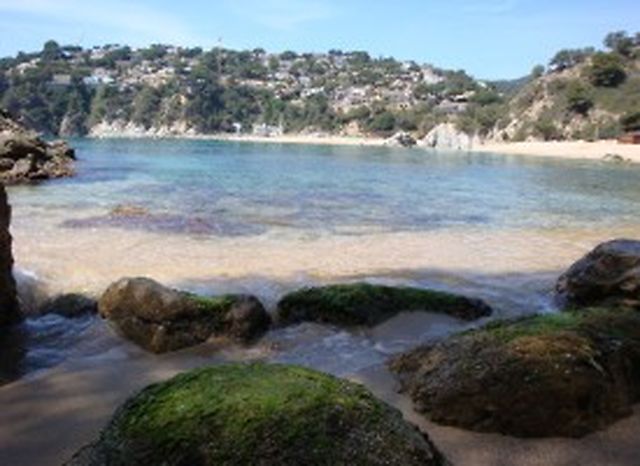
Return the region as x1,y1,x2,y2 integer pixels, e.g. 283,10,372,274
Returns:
89,131,640,163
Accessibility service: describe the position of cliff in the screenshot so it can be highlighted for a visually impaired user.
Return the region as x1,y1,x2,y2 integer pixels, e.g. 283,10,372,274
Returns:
0,110,75,184
0,184,19,326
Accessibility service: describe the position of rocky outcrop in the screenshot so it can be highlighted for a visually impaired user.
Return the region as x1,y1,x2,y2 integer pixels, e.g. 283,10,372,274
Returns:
556,239,640,310
0,109,75,184
276,283,492,327
67,363,447,466
98,277,271,353
385,131,417,147
0,185,19,326
390,309,640,438
89,119,195,139
420,123,481,150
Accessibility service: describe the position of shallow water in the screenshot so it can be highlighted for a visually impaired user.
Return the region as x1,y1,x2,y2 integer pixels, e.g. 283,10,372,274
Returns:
4,139,640,386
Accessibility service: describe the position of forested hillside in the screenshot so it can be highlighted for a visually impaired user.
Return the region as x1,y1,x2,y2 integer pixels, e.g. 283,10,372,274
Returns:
1,30,638,142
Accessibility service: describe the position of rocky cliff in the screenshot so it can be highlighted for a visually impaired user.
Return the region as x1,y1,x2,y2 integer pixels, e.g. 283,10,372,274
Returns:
0,184,19,326
0,110,76,184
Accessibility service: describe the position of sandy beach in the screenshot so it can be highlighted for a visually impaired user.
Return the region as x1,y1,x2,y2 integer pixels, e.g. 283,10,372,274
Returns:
474,140,640,163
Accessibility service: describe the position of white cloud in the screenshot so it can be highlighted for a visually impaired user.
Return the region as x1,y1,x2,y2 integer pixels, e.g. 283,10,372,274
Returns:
0,0,202,45
226,0,338,30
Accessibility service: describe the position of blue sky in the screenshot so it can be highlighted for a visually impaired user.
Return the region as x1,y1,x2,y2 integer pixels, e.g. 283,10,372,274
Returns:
0,0,636,79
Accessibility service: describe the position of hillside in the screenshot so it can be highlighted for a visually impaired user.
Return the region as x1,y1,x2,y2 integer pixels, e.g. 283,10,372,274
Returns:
0,42,482,139
500,37,640,142
0,31,638,144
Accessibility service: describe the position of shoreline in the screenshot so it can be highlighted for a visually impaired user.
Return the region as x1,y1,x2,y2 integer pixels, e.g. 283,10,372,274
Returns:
88,132,640,162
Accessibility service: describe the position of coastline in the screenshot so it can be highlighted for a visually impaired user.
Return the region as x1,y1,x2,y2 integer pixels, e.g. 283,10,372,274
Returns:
89,132,640,162
473,140,640,163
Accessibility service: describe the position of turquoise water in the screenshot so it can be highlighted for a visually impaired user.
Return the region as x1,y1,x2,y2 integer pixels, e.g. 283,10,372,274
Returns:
9,138,640,236
4,138,640,385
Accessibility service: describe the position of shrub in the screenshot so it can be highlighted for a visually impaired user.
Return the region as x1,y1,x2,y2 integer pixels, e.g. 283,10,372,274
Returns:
587,52,627,87
534,116,561,141
565,81,594,115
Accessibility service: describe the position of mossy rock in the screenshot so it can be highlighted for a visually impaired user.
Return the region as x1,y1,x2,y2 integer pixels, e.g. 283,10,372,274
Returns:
98,277,271,353
68,363,447,466
276,282,492,327
390,308,640,438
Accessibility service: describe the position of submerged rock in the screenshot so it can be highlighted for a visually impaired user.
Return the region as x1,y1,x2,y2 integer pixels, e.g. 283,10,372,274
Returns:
0,185,19,326
39,293,98,318
67,363,447,466
389,309,640,438
0,109,75,184
276,282,492,327
556,239,640,310
98,277,271,353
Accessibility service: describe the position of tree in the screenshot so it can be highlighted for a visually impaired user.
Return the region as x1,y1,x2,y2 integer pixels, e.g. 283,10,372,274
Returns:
367,111,396,133
621,112,640,132
604,31,634,57
588,52,627,87
42,40,62,62
565,81,593,115
531,65,545,79
131,86,162,129
549,48,594,71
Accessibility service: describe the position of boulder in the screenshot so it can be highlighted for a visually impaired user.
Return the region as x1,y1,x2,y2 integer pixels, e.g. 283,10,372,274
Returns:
67,363,447,466
39,293,98,318
389,309,640,438
98,277,271,353
0,109,75,184
385,131,417,147
556,239,640,310
0,185,19,326
276,282,492,327
420,123,480,150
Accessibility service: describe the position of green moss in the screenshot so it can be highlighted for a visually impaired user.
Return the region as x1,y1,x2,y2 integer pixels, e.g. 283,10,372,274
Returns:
188,293,237,315
466,308,640,344
89,363,443,465
277,282,491,327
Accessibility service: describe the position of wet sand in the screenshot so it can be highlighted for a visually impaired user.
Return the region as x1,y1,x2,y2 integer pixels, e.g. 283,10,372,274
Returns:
12,220,639,306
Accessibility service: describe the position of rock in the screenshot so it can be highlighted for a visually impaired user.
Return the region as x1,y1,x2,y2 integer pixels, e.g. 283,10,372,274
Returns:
39,293,97,318
0,185,19,326
67,363,447,466
603,153,630,164
0,110,75,184
420,123,480,150
276,283,492,327
98,277,271,353
389,309,640,438
0,158,14,171
556,239,640,310
385,131,417,147
109,204,149,217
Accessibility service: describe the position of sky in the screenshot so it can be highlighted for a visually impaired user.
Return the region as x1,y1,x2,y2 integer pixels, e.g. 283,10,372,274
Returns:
0,0,637,79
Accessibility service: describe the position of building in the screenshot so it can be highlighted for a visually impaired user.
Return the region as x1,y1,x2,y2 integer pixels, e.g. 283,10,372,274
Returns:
618,131,640,144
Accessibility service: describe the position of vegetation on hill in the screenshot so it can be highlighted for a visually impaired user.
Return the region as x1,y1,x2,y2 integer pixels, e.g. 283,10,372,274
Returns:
0,30,638,141
502,30,640,142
